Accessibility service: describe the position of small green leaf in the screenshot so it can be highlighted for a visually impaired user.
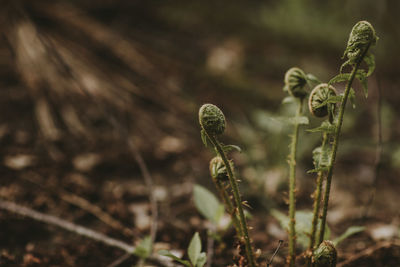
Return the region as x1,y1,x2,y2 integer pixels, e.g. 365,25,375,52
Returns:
289,116,309,125
134,236,152,259
306,73,321,85
333,226,365,246
188,232,201,266
196,252,207,267
329,73,351,85
282,96,295,104
271,209,330,249
307,166,329,174
193,185,224,224
223,144,242,153
158,250,191,266
364,53,375,77
200,129,208,147
307,121,336,134
339,59,351,73
312,144,331,169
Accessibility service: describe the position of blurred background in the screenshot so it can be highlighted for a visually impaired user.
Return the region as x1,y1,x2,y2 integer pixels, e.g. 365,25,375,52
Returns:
1,0,399,266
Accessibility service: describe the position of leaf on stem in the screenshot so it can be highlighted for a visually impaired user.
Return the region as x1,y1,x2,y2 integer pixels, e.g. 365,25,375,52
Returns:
196,252,207,267
363,53,375,77
158,250,191,266
306,73,321,85
193,185,224,225
288,116,309,125
307,121,336,134
188,232,202,266
223,144,242,153
271,210,330,248
312,145,332,169
282,96,295,104
333,226,365,246
330,73,351,85
134,235,152,259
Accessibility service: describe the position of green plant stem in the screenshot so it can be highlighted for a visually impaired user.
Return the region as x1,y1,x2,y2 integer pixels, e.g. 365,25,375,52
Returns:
307,133,328,267
318,44,371,245
213,179,244,237
288,98,304,267
207,134,256,267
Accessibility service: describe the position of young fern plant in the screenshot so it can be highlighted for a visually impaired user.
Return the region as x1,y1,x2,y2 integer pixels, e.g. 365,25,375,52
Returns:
199,104,256,267
317,21,378,245
306,84,338,266
283,67,318,267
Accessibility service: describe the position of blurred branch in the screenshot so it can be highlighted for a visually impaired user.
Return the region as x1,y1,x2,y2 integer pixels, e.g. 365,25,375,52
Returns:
0,199,176,267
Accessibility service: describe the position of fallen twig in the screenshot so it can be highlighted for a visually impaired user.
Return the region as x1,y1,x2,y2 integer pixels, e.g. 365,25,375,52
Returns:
0,200,176,267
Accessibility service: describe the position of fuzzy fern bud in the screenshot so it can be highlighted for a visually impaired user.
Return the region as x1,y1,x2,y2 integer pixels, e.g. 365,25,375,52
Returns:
199,104,226,136
343,21,377,65
284,67,308,98
308,83,337,118
209,156,230,181
314,240,337,267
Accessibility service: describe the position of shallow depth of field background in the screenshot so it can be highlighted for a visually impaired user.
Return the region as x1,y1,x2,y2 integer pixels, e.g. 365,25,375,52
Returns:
1,0,399,266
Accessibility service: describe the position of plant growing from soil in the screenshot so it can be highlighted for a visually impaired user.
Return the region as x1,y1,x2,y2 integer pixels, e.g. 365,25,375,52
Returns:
192,20,377,267
199,103,256,267
316,20,378,247
283,67,318,266
299,20,377,266
159,232,207,267
277,21,377,267
307,84,338,264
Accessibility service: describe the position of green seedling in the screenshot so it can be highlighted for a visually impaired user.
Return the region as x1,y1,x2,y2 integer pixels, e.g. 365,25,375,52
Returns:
133,235,152,266
283,67,319,266
159,232,207,267
306,84,337,265
317,21,377,247
199,103,256,267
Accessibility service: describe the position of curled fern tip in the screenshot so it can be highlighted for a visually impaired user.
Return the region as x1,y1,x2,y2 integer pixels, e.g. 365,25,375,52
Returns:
199,104,226,136
284,67,308,99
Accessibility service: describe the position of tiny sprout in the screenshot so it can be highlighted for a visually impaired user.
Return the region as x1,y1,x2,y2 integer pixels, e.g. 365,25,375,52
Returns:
284,67,308,98
308,83,337,118
199,104,226,136
344,21,378,65
313,240,337,267
209,156,233,182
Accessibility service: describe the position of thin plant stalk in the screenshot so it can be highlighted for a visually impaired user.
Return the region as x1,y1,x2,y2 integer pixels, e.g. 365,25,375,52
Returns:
213,178,244,237
307,132,328,266
318,43,372,245
288,98,304,267
207,134,256,267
